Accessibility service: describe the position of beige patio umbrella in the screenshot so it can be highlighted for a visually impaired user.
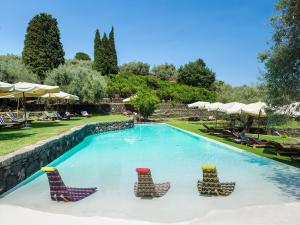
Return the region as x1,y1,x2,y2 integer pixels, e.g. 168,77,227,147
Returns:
0,81,14,94
187,101,210,109
0,82,60,124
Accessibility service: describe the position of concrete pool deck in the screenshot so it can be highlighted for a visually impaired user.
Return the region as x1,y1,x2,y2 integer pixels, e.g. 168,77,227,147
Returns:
1,202,300,225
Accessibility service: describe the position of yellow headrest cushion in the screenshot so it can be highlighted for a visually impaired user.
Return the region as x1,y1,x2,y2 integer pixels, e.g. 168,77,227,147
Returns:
41,167,57,172
201,165,216,171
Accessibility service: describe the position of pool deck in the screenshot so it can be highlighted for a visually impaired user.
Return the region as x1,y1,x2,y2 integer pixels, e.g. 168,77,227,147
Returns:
1,202,300,225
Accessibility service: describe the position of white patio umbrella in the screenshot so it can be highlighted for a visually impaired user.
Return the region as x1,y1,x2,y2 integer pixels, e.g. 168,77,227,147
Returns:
241,102,267,117
241,102,267,138
0,82,60,124
206,102,225,111
41,91,79,101
123,95,137,103
0,81,14,93
187,101,210,109
223,102,246,115
276,102,300,117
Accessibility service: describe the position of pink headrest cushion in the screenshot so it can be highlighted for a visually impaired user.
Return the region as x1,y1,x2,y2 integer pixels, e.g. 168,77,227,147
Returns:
136,168,150,173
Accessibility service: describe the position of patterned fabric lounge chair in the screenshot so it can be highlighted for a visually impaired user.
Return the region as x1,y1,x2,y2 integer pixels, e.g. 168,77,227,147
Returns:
134,168,170,198
197,165,235,196
81,111,92,117
41,167,97,202
0,115,23,128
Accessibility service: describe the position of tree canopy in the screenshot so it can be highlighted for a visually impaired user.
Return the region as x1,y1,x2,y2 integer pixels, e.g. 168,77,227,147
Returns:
177,59,215,88
22,13,65,82
259,0,300,106
151,63,177,80
119,62,150,75
75,52,91,61
0,55,39,83
45,60,106,103
131,91,160,119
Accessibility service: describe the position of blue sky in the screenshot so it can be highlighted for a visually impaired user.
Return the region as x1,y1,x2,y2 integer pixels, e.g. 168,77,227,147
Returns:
0,0,276,86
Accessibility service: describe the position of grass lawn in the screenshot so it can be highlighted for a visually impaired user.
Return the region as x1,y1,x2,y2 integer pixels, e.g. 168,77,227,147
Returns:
166,119,300,168
0,114,128,155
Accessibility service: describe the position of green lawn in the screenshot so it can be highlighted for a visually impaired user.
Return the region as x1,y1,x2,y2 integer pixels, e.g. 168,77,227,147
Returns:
0,114,128,155
166,119,300,168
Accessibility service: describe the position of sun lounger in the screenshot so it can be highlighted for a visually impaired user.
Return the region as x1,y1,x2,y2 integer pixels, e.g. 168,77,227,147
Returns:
41,167,97,202
44,111,58,120
6,112,28,124
81,111,92,117
197,165,235,196
134,168,170,198
56,112,70,120
0,115,23,128
266,141,300,156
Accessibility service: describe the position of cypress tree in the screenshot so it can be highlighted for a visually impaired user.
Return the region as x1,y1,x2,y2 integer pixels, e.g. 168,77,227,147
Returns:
101,33,110,75
108,26,118,74
22,13,65,82
93,29,102,72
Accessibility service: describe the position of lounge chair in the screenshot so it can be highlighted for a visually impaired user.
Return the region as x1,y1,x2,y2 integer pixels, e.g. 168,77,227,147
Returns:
134,168,170,198
81,111,92,117
0,115,23,128
41,167,97,202
55,112,70,120
6,112,30,124
44,111,58,120
266,141,300,156
197,165,235,196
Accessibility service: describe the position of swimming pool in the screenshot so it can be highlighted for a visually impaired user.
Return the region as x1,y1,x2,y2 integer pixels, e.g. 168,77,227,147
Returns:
1,124,300,223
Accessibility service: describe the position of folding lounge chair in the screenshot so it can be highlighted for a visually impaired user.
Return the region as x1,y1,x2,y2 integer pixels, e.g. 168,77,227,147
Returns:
41,167,97,202
197,165,235,196
6,112,28,124
55,112,70,120
0,115,23,128
81,111,92,117
44,111,58,120
134,168,170,198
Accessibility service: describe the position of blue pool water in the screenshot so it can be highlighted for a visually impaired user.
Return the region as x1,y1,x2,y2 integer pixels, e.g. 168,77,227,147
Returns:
1,124,300,222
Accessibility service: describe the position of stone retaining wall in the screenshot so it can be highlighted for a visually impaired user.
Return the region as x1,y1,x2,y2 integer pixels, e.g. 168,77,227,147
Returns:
0,119,134,195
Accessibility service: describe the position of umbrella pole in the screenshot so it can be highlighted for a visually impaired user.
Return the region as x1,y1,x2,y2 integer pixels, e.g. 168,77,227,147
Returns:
23,92,27,124
257,110,261,139
17,97,20,118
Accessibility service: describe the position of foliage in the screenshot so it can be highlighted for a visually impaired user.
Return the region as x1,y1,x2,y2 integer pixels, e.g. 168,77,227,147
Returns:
119,62,150,75
177,59,215,88
74,52,91,61
151,63,177,80
107,73,215,103
93,29,102,72
213,80,267,103
0,55,39,83
93,27,118,75
45,60,106,103
131,91,160,119
22,13,65,81
259,0,300,106
108,27,118,74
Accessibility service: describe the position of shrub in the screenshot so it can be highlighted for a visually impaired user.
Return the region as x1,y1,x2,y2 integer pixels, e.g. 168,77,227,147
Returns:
0,55,39,83
177,58,215,88
151,63,177,80
107,73,215,103
45,60,106,103
119,62,150,75
131,91,160,119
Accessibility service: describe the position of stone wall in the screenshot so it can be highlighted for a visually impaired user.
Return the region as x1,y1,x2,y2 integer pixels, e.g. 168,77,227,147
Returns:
152,103,210,119
0,119,134,195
